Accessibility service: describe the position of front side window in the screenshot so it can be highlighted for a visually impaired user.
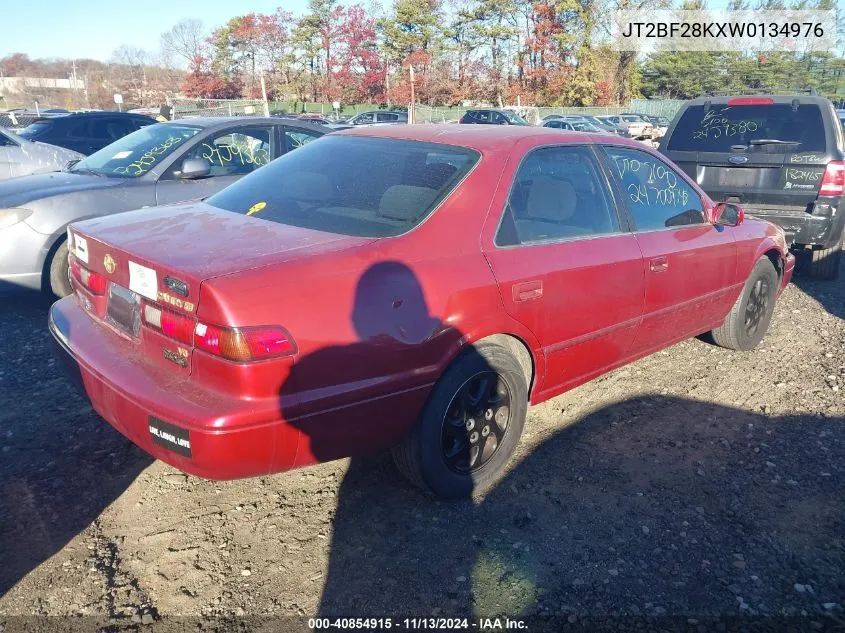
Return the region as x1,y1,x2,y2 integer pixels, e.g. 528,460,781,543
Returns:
496,146,619,246
604,146,704,232
0,131,15,146
69,124,202,178
207,135,479,238
178,127,273,176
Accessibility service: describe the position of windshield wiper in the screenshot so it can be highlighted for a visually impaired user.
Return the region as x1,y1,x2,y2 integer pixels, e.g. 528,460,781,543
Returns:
69,168,105,177
748,139,801,146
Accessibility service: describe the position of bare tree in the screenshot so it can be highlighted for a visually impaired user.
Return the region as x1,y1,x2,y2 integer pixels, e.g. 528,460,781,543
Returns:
110,46,149,106
160,19,207,67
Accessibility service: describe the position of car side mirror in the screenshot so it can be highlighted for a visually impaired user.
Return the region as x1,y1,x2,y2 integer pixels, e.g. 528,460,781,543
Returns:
710,202,744,227
178,158,212,180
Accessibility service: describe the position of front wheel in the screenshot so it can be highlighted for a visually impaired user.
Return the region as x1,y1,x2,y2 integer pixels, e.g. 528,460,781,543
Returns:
47,241,72,298
391,344,528,499
711,257,778,351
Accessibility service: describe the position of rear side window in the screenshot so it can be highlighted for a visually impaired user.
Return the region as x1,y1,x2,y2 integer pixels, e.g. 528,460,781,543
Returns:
207,136,479,238
496,146,618,246
605,147,704,232
667,104,826,153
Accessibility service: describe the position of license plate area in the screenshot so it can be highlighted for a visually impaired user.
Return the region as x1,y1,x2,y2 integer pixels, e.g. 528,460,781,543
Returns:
718,167,759,187
105,283,141,338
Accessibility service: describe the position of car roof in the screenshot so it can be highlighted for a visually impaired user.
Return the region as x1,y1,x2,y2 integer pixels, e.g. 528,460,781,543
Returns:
149,116,328,132
335,123,644,152
682,94,833,106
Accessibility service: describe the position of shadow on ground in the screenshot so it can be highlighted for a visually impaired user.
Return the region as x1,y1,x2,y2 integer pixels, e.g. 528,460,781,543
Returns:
315,395,844,617
792,251,845,321
0,291,152,597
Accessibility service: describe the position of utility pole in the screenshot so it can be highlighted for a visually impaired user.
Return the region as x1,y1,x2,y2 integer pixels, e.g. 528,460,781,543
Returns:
409,65,415,124
71,59,78,109
260,69,270,116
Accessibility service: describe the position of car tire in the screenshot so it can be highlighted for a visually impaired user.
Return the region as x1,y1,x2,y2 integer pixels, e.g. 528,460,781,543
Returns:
47,240,72,298
809,235,842,280
711,257,779,351
391,343,528,499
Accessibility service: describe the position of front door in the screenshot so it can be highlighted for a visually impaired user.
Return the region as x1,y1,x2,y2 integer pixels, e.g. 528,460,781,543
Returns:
483,144,645,399
602,145,738,355
155,125,276,205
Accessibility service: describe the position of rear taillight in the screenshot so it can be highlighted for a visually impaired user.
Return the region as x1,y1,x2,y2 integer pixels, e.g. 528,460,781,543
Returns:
459,115,467,123
727,97,774,105
194,322,295,362
70,258,107,295
143,303,193,345
819,161,845,197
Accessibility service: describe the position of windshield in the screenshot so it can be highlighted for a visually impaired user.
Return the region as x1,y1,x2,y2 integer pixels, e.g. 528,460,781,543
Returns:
207,135,479,238
666,104,825,153
503,111,528,125
17,121,52,139
70,124,202,177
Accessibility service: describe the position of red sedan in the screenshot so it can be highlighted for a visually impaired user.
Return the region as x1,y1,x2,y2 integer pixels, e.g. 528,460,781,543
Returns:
50,125,795,498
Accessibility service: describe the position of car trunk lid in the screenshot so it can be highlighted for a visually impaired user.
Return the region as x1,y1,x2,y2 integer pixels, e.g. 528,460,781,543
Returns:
68,202,373,374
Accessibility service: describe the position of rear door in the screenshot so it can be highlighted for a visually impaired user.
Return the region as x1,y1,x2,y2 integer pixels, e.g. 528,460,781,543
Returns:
602,145,738,355
661,100,830,218
483,144,645,397
155,125,277,205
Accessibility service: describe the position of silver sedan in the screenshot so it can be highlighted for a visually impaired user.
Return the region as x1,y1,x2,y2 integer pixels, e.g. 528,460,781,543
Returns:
0,128,83,180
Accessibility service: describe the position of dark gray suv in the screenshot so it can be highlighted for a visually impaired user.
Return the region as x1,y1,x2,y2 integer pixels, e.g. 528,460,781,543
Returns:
659,93,845,279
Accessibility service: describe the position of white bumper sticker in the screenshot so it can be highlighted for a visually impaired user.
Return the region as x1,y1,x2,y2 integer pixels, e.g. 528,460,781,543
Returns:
74,235,89,264
128,261,158,300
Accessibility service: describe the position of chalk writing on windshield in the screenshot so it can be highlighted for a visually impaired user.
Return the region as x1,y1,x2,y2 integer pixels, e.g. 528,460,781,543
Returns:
200,142,270,168
691,107,759,141
112,136,186,176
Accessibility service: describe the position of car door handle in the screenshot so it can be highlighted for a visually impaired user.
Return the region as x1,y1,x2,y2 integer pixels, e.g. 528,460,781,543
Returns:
513,281,543,302
649,256,669,273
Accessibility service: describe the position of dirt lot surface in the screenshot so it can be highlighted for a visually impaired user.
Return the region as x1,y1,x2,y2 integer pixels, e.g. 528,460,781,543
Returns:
0,267,843,628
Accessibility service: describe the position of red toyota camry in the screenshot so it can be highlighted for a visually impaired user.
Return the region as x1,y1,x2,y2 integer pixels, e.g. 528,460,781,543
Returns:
50,125,795,498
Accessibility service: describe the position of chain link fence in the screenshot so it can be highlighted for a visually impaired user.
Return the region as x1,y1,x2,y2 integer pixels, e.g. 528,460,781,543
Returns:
169,98,268,119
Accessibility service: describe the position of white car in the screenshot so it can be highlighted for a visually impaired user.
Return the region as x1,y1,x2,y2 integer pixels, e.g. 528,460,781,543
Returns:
0,128,84,180
598,115,654,139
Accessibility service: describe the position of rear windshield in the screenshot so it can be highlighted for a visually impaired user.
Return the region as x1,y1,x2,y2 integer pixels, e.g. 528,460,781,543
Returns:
667,104,826,153
207,135,479,238
17,121,52,139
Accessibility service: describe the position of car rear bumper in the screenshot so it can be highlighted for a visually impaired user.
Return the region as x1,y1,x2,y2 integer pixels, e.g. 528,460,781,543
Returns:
745,206,842,249
48,296,430,480
48,296,301,480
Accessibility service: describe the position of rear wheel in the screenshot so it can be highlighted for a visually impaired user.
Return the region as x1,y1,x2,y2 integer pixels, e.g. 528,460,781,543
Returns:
391,343,527,499
47,241,72,298
711,257,778,351
809,235,842,280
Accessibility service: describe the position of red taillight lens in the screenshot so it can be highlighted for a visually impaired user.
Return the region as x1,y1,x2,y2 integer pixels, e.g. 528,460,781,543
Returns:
70,258,107,295
459,115,466,123
194,322,295,362
143,303,193,344
819,161,845,197
727,97,774,105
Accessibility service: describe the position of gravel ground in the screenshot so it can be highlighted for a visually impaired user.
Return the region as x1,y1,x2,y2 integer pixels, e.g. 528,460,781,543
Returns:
0,265,843,627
